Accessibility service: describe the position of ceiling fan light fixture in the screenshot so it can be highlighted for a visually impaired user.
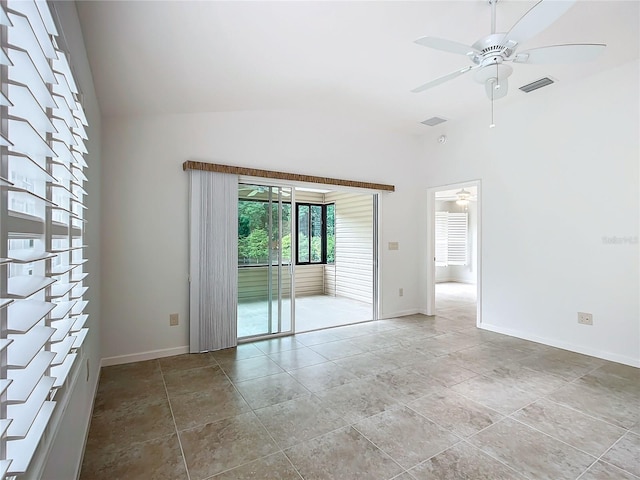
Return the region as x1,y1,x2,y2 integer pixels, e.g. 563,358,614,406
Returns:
456,188,472,205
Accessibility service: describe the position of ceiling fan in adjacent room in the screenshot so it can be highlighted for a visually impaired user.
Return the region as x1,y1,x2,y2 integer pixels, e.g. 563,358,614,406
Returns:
412,0,606,126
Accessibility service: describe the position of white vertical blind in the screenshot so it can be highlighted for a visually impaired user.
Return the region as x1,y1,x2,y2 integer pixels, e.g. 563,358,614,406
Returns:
189,171,238,353
1,0,89,477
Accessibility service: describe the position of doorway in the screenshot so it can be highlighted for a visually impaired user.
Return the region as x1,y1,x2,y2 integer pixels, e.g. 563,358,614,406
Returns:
237,184,293,338
237,181,379,340
426,181,481,325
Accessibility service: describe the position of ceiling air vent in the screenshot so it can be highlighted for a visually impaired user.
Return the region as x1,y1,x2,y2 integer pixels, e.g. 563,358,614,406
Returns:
519,77,555,93
421,116,447,127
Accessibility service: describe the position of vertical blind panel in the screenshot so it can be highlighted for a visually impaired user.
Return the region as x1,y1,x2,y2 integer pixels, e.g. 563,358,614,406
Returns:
189,171,238,353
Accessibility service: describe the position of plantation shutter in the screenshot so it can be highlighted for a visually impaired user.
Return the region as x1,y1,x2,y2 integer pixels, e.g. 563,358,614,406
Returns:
1,0,89,477
435,212,467,267
447,213,468,266
435,212,448,266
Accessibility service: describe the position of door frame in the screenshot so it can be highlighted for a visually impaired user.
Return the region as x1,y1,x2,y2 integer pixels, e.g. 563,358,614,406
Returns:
426,180,482,326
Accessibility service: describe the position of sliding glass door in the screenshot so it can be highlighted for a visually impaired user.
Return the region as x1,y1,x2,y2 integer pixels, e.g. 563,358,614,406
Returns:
237,184,293,338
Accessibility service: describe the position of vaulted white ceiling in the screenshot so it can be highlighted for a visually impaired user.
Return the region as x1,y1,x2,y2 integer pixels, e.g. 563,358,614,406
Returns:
76,0,639,134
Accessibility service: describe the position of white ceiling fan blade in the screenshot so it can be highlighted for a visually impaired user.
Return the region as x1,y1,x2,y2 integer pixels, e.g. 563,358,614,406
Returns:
502,0,577,48
247,190,258,197
414,36,480,56
485,77,509,100
412,65,477,93
514,44,606,64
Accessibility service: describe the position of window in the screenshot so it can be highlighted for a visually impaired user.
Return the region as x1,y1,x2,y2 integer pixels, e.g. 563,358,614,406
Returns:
1,1,89,476
238,199,291,266
296,203,335,264
435,212,468,266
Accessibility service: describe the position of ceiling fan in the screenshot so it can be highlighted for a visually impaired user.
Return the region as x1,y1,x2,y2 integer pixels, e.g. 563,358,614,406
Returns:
412,0,606,123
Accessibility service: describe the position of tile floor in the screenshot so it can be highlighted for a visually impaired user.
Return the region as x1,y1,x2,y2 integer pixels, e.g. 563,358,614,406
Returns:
81,289,639,480
238,294,373,338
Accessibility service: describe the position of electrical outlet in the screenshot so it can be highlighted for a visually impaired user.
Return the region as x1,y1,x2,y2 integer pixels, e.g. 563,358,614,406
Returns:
170,313,179,326
578,312,593,325
399,288,404,297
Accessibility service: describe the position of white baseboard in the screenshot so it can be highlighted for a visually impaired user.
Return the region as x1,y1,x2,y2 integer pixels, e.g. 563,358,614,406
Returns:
101,346,189,367
480,323,640,368
379,308,420,320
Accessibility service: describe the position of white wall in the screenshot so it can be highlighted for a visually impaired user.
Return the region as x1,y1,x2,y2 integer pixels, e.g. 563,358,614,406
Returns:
420,60,640,367
35,2,102,479
101,110,421,362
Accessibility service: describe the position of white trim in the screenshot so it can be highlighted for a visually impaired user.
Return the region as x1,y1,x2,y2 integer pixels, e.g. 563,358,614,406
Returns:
379,308,420,319
480,323,640,368
100,346,189,367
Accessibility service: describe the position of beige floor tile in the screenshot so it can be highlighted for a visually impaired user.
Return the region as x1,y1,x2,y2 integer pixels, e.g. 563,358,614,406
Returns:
158,352,217,373
332,351,398,378
410,356,478,387
235,372,310,409
579,460,639,480
268,347,330,371
409,442,526,480
81,433,187,480
512,398,626,456
308,338,367,360
548,379,640,429
212,343,265,364
163,365,230,397
285,426,403,480
180,412,279,480
220,355,284,382
170,383,251,430
450,375,539,415
354,406,459,469
316,377,400,423
86,396,175,454
518,351,603,381
469,418,595,480
93,374,167,415
601,432,640,477
409,390,503,438
253,336,304,354
372,367,446,403
289,361,358,392
484,363,568,396
255,394,347,449
210,452,302,479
